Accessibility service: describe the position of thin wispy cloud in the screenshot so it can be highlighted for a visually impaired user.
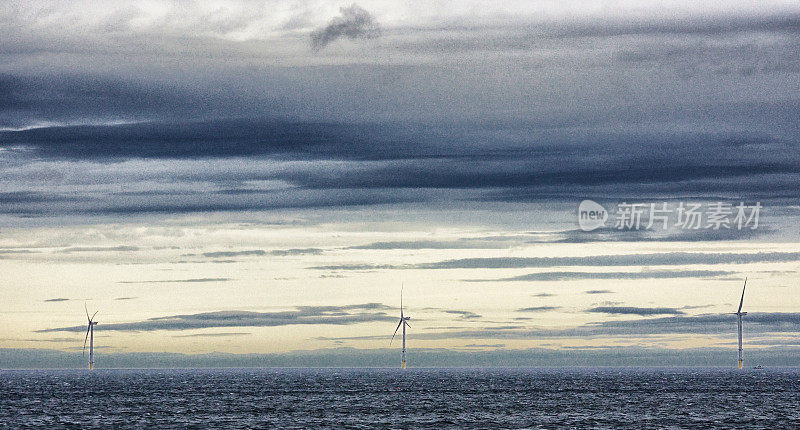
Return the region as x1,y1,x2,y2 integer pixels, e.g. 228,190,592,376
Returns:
586,306,685,316
60,245,140,253
172,332,251,338
117,278,231,284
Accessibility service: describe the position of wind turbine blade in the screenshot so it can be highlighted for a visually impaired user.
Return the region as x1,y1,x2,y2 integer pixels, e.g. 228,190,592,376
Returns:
404,320,411,328
400,284,404,319
91,310,99,321
85,302,90,322
83,324,90,355
390,320,402,345
737,278,747,313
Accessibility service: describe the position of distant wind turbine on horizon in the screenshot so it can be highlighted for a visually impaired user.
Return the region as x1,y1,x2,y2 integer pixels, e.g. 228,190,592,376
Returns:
730,278,747,369
391,285,411,369
83,303,99,370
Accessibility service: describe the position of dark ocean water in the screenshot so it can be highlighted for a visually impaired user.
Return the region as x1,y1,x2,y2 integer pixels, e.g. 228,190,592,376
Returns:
1,367,798,428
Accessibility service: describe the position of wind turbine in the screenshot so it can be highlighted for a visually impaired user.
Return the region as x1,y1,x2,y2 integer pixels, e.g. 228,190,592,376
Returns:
390,286,411,369
83,303,99,370
730,278,747,369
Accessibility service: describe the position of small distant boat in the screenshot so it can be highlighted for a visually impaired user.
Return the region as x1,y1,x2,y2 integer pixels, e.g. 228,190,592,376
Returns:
753,365,764,370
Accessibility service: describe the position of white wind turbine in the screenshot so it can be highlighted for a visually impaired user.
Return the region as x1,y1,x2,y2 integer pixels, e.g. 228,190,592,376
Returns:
730,278,747,369
391,286,411,369
83,303,99,370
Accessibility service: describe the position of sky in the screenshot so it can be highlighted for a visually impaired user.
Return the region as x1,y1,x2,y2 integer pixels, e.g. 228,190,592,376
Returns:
1,0,800,367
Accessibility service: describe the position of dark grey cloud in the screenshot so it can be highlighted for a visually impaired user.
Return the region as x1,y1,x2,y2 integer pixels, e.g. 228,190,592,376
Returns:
481,270,732,282
37,303,394,333
0,73,201,128
517,306,561,312
585,290,613,295
404,312,800,341
551,13,800,38
313,252,798,272
587,306,685,316
1,6,799,227
310,4,381,51
3,92,800,220
44,298,69,302
392,14,800,54
444,310,481,319
417,252,799,270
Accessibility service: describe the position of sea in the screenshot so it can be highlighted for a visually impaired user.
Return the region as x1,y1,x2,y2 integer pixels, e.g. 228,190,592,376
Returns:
1,367,798,428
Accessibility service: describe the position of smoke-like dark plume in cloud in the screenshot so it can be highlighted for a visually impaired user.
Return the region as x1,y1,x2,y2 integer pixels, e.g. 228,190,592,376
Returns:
310,4,380,51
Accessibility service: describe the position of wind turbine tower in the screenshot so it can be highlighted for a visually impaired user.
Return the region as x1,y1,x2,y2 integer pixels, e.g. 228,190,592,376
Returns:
83,304,99,370
391,286,411,369
731,278,747,369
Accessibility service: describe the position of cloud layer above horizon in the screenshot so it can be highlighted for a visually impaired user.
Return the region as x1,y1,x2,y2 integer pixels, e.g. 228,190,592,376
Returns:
0,1,799,223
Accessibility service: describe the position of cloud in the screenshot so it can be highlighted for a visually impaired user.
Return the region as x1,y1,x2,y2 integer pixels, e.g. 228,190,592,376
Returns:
553,226,773,243
517,306,561,312
37,303,395,332
44,298,70,302
348,240,509,250
117,278,231,284
417,252,800,270
444,310,482,319
462,344,505,348
172,332,251,338
479,269,732,282
0,248,38,254
201,250,266,258
310,4,381,51
309,264,397,271
585,290,613,294
313,252,798,272
587,306,685,316
200,248,323,258
60,245,139,253
399,312,800,342
114,297,137,301
269,248,324,256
